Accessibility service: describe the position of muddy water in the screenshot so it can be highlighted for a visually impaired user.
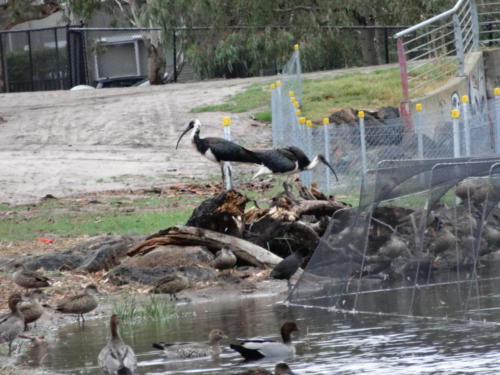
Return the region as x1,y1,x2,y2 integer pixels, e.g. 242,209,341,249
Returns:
16,289,500,374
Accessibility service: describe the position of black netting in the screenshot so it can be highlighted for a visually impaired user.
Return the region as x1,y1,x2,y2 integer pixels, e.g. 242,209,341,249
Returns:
289,157,500,321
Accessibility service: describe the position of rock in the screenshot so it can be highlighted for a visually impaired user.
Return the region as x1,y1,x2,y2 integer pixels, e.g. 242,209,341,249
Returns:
8,234,145,272
106,265,175,285
106,264,217,286
123,245,214,268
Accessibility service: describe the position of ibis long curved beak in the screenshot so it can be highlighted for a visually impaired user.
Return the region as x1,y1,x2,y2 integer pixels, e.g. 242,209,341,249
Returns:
318,155,339,182
176,126,192,149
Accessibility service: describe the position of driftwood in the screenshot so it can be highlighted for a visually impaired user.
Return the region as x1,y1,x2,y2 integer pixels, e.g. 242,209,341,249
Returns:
127,226,282,268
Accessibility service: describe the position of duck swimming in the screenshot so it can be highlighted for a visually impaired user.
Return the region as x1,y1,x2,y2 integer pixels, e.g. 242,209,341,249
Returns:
98,314,137,375
56,284,103,323
0,294,25,355
12,263,51,292
230,321,299,361
152,328,227,359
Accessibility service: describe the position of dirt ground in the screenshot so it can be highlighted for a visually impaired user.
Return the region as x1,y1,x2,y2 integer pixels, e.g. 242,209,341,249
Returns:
0,65,395,206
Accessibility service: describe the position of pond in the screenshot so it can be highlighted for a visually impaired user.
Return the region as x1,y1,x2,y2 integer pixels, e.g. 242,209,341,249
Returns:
15,285,500,375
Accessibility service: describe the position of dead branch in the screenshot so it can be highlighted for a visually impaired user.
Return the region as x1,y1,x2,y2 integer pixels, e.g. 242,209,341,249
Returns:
127,226,282,268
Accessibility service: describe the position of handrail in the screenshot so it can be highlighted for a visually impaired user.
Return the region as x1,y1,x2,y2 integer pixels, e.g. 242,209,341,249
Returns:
394,0,466,38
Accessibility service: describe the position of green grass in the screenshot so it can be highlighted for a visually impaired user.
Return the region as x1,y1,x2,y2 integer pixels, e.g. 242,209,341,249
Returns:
112,295,177,323
0,208,193,241
191,82,271,113
190,67,403,123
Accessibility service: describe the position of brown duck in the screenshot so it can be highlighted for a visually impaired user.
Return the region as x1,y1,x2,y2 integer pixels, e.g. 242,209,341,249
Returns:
211,249,237,271
19,290,45,331
0,294,25,355
56,284,103,323
152,328,227,359
13,263,51,291
98,315,137,375
151,273,189,300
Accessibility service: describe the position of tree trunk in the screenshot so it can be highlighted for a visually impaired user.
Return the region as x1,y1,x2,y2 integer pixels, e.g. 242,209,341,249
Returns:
145,39,166,85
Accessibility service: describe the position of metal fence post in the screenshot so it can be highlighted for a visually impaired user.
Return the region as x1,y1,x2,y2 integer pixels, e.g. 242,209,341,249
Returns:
452,13,465,77
275,80,283,147
461,95,471,156
271,83,277,147
494,88,500,153
415,103,424,159
322,117,331,193
222,116,233,190
359,111,368,175
470,0,480,51
27,30,34,91
0,34,7,92
293,109,301,146
294,44,302,104
305,119,313,187
452,109,461,157
172,30,177,82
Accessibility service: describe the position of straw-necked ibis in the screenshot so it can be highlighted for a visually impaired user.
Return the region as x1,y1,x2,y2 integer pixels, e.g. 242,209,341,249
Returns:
252,146,339,181
176,119,261,184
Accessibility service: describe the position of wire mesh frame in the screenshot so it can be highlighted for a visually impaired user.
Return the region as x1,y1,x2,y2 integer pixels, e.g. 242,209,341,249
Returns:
287,157,500,321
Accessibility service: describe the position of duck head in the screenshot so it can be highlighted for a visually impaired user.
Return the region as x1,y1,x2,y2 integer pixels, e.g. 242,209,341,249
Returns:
176,119,201,149
280,321,299,344
8,293,24,312
208,328,227,344
85,284,106,296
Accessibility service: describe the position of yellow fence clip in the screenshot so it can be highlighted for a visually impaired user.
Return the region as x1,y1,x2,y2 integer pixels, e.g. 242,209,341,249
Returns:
322,117,329,125
495,88,500,96
295,109,302,116
306,120,313,127
461,95,469,103
276,80,282,87
451,109,460,119
289,90,295,97
294,44,299,50
358,111,365,118
270,83,275,89
223,117,231,126
415,103,422,111
298,117,306,124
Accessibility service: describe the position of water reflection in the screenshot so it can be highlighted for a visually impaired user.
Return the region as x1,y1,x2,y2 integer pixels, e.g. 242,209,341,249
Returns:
16,291,500,374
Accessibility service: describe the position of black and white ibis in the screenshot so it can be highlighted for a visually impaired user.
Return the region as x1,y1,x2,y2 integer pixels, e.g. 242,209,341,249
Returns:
176,119,261,184
252,146,339,181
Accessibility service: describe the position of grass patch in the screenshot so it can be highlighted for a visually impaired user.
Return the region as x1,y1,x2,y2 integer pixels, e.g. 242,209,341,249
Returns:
112,295,177,323
191,82,271,114
0,208,193,242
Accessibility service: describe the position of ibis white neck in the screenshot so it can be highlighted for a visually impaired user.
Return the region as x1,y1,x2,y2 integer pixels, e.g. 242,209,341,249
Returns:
306,155,320,170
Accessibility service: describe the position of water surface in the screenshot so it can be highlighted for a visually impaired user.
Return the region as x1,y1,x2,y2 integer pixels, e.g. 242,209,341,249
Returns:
17,289,500,374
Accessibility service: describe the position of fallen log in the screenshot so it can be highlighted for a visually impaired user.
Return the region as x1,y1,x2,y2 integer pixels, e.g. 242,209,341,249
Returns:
127,226,282,268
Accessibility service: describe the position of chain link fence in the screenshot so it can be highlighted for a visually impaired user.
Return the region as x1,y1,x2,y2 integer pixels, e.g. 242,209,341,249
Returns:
270,46,500,195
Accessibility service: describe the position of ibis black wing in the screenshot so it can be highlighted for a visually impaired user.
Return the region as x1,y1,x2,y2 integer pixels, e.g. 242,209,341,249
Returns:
203,137,261,164
253,149,298,173
284,146,311,170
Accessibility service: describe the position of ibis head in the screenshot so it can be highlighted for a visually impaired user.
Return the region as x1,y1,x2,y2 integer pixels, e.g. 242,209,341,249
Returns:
317,154,339,182
176,119,201,149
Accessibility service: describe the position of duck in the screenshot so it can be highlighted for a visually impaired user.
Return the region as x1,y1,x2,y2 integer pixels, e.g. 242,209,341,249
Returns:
56,284,103,323
271,251,304,289
18,290,45,331
12,263,51,291
152,328,227,359
237,363,296,375
212,248,237,271
0,293,25,355
151,273,189,300
230,321,299,361
98,314,137,375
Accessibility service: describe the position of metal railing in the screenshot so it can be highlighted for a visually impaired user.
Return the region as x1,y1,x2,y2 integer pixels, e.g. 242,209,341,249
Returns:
477,0,500,44
394,0,480,102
